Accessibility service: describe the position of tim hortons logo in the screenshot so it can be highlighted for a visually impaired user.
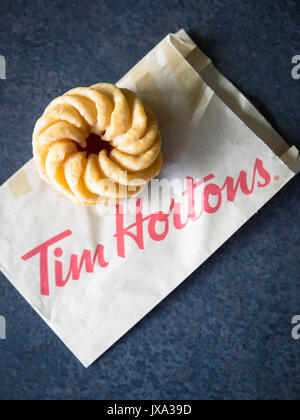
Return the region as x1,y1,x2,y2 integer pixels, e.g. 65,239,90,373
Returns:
22,158,276,296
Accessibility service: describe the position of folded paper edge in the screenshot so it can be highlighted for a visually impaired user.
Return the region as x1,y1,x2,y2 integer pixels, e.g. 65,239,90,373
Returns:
281,146,300,174
172,29,299,173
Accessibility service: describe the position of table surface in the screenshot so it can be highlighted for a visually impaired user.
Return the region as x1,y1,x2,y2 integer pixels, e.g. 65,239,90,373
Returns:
0,0,299,400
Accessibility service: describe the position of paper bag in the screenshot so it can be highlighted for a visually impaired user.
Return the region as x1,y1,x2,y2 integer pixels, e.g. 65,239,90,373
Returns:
0,30,298,367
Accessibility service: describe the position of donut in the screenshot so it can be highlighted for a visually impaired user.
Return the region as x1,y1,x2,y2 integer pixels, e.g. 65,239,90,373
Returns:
32,83,163,206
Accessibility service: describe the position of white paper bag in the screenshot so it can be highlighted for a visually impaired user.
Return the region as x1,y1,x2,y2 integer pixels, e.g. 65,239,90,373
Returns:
0,30,298,367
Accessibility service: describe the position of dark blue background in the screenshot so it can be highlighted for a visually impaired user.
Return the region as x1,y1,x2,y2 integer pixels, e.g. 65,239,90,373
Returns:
0,0,299,400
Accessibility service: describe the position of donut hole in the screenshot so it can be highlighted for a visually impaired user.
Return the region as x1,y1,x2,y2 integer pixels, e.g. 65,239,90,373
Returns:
78,133,113,157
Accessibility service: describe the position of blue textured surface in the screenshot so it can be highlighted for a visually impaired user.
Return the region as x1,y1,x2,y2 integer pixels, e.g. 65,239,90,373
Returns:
0,0,299,400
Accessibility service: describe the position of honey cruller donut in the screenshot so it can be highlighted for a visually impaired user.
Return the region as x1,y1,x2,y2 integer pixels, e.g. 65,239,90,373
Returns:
33,83,163,206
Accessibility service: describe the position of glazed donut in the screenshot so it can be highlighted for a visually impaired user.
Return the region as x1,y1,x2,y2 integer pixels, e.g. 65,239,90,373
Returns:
33,83,163,206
